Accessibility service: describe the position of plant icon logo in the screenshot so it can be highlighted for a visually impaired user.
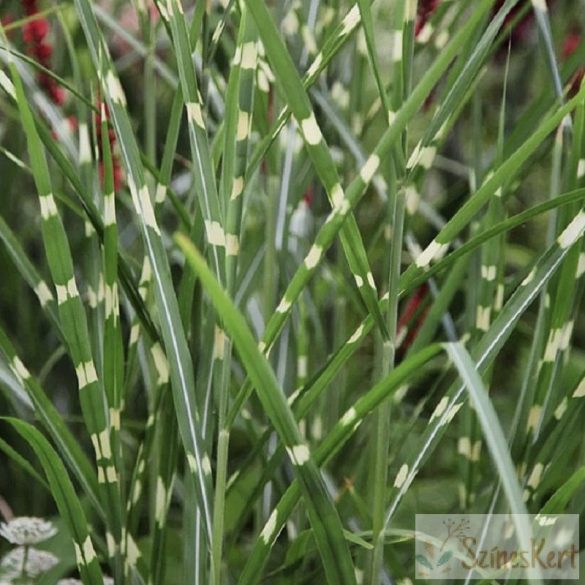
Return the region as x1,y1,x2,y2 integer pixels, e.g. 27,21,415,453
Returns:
416,518,471,577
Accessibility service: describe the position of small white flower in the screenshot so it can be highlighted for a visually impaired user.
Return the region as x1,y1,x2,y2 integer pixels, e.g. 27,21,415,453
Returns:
0,517,57,545
1,546,59,578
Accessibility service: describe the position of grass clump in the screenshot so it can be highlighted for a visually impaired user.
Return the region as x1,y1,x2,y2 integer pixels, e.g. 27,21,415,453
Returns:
0,0,584,583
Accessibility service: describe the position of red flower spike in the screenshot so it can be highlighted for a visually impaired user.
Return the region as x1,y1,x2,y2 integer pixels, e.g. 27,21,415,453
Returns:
397,284,430,357
19,2,67,107
95,99,124,191
491,0,560,60
397,284,429,333
22,19,49,43
562,30,581,59
35,42,53,61
303,185,314,208
415,0,440,38
49,84,66,106
22,2,38,17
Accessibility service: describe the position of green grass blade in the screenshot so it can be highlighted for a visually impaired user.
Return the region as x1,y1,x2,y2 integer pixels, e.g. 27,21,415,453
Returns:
4,418,105,585
235,344,442,584
245,0,391,339
0,324,103,519
176,233,357,585
72,0,215,549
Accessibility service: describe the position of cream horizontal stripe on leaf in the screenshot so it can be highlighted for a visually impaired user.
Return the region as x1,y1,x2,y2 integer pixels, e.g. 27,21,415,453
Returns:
186,102,205,128
394,464,409,488
105,70,126,106
155,183,167,204
104,283,118,319
526,404,542,431
348,323,365,344
405,186,420,215
390,30,403,62
78,123,92,164
557,210,585,249
103,193,116,226
286,444,310,466
297,356,308,378
306,52,323,78
98,465,118,484
151,343,170,385
475,306,491,332
201,454,212,475
91,428,112,460
56,278,80,305
110,407,121,430
340,4,360,36
237,111,250,140
359,154,380,183
261,510,278,544
125,533,141,567
481,265,497,281
415,240,448,268
300,114,322,145
340,407,357,427
573,378,585,397
276,297,292,314
10,356,30,383
39,194,58,219
230,176,245,200
204,220,226,247
155,477,167,526
406,142,436,170
75,360,98,390
213,326,226,360
240,42,258,69
304,245,323,269
554,398,568,419
128,179,161,235
576,252,585,277
225,234,240,256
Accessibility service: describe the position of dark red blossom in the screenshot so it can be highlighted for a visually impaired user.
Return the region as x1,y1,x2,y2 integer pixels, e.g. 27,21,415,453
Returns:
493,0,536,48
95,100,124,192
21,0,38,16
423,86,437,112
397,283,429,357
415,0,440,38
22,18,48,43
303,184,314,207
39,72,65,105
20,1,66,106
562,30,581,59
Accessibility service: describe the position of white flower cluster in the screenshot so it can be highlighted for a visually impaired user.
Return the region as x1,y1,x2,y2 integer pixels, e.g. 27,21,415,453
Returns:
0,516,113,584
0,517,57,546
0,517,58,584
1,546,59,578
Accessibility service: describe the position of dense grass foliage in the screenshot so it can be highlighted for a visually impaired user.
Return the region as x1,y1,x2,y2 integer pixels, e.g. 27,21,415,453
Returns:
0,0,584,583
